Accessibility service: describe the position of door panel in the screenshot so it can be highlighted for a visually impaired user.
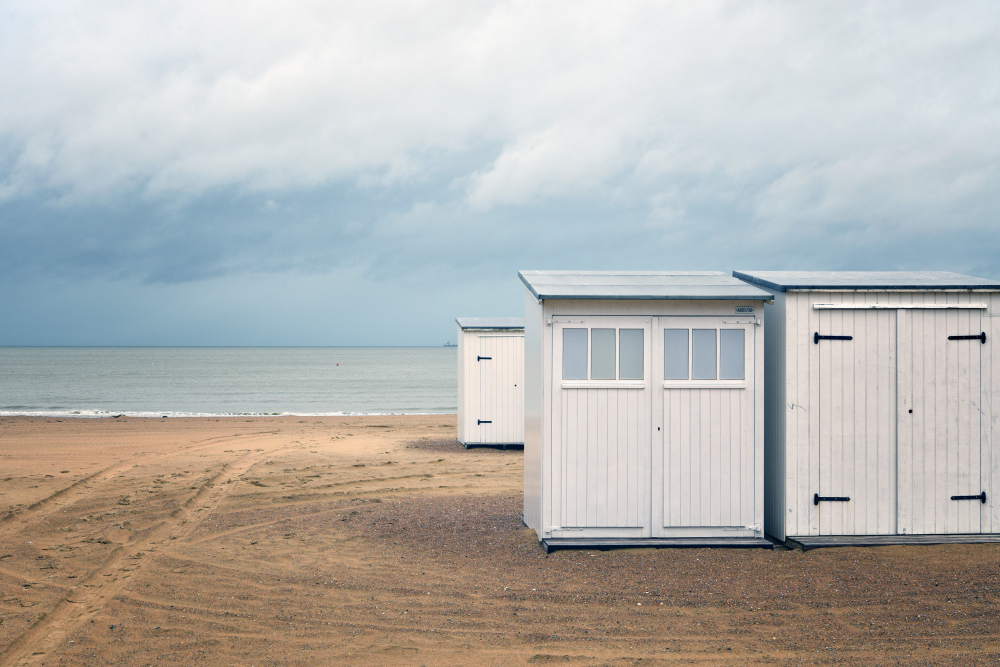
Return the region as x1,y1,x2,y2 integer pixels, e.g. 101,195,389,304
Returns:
816,309,897,536
897,309,982,534
551,317,651,536
477,335,524,444
652,317,756,536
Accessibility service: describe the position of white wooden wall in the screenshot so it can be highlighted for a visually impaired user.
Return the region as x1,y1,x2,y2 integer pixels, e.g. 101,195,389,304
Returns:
557,388,647,530
523,294,545,534
537,304,765,541
815,308,897,536
652,317,759,537
898,308,983,534
776,290,1000,538
457,328,524,445
476,334,524,444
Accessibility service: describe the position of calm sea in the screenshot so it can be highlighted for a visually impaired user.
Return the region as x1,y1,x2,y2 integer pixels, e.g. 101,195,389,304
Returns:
0,347,457,417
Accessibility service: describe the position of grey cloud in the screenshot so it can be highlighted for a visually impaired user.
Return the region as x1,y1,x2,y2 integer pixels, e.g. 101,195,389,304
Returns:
1,1,999,344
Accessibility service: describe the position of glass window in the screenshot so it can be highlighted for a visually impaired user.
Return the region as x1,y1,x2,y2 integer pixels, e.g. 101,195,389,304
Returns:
692,329,717,380
591,328,616,380
663,329,689,380
562,328,588,380
720,329,745,380
619,329,644,380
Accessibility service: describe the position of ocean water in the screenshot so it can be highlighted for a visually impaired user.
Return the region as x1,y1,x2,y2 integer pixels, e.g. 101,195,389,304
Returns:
0,347,457,417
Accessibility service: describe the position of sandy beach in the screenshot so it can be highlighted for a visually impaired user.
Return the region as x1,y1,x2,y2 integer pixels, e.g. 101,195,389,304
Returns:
0,416,997,666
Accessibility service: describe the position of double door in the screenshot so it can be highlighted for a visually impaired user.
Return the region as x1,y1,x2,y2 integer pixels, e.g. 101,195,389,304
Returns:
550,315,757,538
816,307,984,535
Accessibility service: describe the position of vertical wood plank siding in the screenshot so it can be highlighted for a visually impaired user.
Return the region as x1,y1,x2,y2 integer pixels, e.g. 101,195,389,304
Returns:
780,289,997,537
662,388,749,526
559,388,646,527
458,329,524,446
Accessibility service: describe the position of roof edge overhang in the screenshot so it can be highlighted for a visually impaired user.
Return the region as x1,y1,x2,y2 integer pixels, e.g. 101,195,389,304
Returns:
518,271,773,301
733,271,1000,293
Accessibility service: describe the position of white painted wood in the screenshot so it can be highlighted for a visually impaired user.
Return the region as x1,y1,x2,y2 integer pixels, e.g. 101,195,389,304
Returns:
652,316,758,536
523,294,544,534
527,286,768,543
815,304,897,535
898,307,982,534
456,326,524,446
751,283,998,539
550,316,651,536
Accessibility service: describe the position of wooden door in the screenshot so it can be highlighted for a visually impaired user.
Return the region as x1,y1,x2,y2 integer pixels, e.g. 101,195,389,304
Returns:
476,334,524,444
816,309,897,535
897,309,983,534
652,316,757,536
549,316,651,538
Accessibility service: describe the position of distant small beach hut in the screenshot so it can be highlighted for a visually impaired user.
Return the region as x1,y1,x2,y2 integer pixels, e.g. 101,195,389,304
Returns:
456,317,525,449
733,271,1000,549
519,271,773,552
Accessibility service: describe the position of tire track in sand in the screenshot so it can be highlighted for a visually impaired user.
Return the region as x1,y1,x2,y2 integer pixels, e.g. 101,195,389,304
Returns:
0,445,280,667
0,431,276,537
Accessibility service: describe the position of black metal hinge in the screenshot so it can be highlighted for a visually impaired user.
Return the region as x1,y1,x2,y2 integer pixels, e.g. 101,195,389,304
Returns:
477,356,492,361
951,492,986,503
814,333,853,344
948,332,986,344
814,493,850,505
477,419,492,425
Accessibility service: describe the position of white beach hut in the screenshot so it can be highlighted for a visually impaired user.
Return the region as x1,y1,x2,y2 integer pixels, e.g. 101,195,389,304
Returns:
456,317,525,449
733,271,1000,549
520,271,774,552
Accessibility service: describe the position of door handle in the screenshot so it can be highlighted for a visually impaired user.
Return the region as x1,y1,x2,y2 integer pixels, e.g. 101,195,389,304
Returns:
478,420,492,425
477,356,492,361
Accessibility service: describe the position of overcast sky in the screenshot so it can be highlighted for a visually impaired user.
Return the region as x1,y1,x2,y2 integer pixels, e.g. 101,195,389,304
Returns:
2,1,999,345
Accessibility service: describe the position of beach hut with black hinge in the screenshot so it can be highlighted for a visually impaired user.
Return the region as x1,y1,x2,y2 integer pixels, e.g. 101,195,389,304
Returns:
520,271,774,552
456,317,524,449
733,271,1000,550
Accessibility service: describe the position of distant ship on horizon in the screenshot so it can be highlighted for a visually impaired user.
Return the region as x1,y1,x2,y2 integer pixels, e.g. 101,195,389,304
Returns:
443,341,457,347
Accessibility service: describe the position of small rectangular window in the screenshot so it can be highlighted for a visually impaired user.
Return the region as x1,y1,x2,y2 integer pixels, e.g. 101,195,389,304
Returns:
591,328,616,380
663,329,689,380
720,329,745,380
619,329,644,380
563,328,588,380
692,329,717,380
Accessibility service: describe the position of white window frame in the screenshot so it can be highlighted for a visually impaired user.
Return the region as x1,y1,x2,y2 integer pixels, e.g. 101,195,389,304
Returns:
554,316,649,389
659,317,752,389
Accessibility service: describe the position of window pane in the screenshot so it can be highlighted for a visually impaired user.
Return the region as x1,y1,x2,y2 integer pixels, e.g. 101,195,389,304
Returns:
720,329,745,380
591,328,616,380
663,329,689,380
692,329,717,380
562,328,588,380
619,329,644,380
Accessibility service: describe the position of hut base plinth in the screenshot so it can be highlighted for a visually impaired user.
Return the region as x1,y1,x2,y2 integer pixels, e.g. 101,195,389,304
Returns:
786,534,1000,551
459,442,524,450
540,537,773,553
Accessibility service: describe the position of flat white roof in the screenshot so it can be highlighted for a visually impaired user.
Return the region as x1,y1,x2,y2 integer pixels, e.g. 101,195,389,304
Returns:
734,271,1000,292
455,317,524,330
518,271,773,301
